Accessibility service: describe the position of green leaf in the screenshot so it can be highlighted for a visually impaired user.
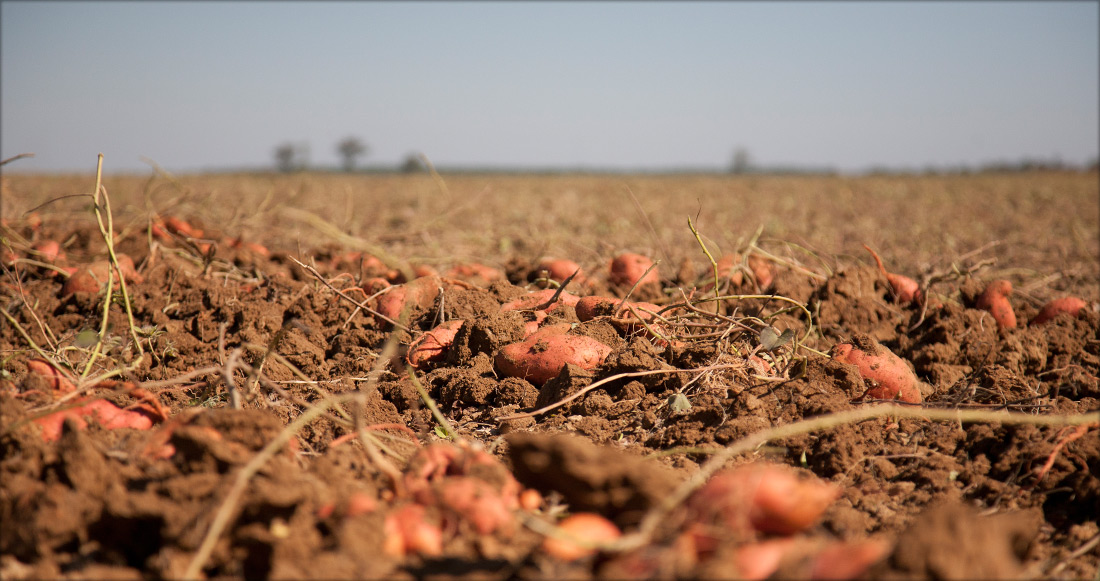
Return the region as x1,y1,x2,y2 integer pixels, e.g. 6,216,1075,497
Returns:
759,326,794,352
74,329,99,349
668,393,692,413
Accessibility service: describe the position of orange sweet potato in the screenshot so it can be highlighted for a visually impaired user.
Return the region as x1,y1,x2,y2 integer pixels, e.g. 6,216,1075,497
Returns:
706,253,744,288
975,279,1016,330
33,398,156,442
519,488,543,511
809,538,892,580
864,244,922,305
609,253,659,288
446,262,503,285
26,358,77,393
501,288,580,313
60,254,144,297
495,324,612,385
1029,297,1088,326
687,463,841,536
831,335,922,403
542,513,622,562
226,236,270,257
574,295,660,322
536,258,588,286
345,491,378,517
437,475,515,535
373,275,443,321
151,215,202,241
731,538,800,581
747,254,776,290
406,319,464,368
163,216,202,238
382,504,443,557
31,240,64,263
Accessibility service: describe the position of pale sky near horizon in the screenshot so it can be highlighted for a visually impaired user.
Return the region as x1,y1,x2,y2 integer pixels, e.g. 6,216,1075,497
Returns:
2,1,1097,174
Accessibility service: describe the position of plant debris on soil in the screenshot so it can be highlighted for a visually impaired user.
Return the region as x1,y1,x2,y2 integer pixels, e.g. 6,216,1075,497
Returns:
1,168,1098,580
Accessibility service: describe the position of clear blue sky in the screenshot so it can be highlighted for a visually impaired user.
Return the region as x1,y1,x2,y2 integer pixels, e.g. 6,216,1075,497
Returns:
2,1,1097,173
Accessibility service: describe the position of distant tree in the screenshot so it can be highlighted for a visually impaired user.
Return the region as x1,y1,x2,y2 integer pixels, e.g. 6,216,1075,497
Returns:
274,142,312,172
730,147,752,174
337,137,368,172
274,143,296,172
400,153,426,173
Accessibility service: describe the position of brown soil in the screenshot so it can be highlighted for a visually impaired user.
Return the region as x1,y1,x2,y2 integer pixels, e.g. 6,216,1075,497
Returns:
1,170,1097,579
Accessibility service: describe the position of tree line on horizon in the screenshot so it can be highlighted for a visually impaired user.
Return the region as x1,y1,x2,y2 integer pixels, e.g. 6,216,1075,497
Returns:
274,138,425,174
272,140,1098,175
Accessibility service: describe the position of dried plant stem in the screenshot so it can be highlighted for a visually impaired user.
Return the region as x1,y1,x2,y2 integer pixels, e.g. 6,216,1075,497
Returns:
82,155,145,377
0,152,34,166
687,216,721,307
0,307,55,363
419,153,451,200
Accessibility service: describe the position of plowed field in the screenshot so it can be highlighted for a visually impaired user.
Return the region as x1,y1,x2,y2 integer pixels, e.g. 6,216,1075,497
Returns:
1,169,1097,579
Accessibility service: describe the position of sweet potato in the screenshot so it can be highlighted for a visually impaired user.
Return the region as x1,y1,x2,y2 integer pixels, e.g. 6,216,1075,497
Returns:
373,275,443,321
226,236,270,257
522,311,549,338
731,538,800,581
1029,297,1088,326
33,398,156,442
747,254,776,290
345,491,378,517
31,240,64,263
542,513,622,562
446,262,503,285
26,358,77,393
574,295,669,339
60,254,144,297
609,253,659,288
382,504,443,557
406,319,464,368
536,258,588,286
975,279,1016,330
362,254,397,279
519,488,543,511
687,463,840,536
863,244,922,305
437,475,514,535
501,288,580,313
362,277,392,295
152,216,202,241
163,216,203,238
830,335,922,403
411,264,439,279
495,324,612,385
574,295,660,323
60,270,102,295
26,359,162,441
808,538,892,580
706,253,744,288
